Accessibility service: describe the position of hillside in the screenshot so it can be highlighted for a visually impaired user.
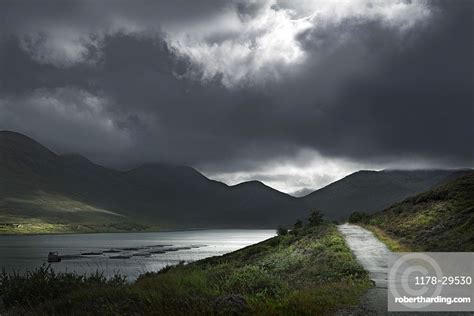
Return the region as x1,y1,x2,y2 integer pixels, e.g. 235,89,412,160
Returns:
1,130,470,232
0,131,302,232
353,172,474,251
301,169,470,220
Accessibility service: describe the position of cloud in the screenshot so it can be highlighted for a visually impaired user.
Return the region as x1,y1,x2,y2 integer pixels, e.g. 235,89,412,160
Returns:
0,87,134,162
0,0,472,193
202,148,458,193
204,149,370,192
18,28,107,68
1,0,432,81
165,0,433,88
165,2,311,88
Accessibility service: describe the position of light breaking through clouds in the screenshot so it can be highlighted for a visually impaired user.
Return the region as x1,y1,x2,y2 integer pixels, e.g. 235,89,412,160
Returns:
0,0,472,194
166,0,432,88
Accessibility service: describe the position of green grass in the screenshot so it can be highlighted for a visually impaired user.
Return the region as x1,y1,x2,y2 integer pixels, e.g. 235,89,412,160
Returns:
350,172,474,251
0,221,152,235
0,191,158,234
0,223,372,315
361,225,412,252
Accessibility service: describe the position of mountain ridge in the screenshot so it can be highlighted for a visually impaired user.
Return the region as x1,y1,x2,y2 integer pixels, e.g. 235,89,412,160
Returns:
301,168,472,220
0,131,303,230
0,130,470,231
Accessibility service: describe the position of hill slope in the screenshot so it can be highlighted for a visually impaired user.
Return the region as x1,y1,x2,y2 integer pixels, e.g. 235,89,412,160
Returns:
0,131,302,231
357,172,474,251
301,169,470,220
1,130,470,231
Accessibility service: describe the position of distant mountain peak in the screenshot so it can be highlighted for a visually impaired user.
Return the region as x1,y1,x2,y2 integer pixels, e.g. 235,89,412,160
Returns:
2,130,470,228
301,168,470,220
127,162,202,176
230,180,293,197
0,130,40,143
0,130,57,157
231,180,266,188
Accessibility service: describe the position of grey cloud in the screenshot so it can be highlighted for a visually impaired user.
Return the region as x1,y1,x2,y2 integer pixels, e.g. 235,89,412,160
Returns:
0,87,133,163
0,0,472,190
291,188,314,198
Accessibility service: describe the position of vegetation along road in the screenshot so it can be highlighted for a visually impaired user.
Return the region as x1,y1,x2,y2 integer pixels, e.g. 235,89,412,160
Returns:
337,224,471,316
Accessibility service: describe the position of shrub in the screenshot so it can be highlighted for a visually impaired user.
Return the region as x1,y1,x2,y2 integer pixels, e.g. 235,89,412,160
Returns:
308,210,324,226
223,265,286,298
277,226,288,236
293,219,303,230
0,265,126,310
348,211,369,223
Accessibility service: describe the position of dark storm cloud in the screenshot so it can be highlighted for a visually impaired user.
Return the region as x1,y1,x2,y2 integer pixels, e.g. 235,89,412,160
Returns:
302,1,474,166
0,0,472,190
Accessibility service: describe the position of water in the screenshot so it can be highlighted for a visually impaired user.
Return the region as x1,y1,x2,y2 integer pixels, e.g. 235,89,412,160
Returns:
0,229,275,280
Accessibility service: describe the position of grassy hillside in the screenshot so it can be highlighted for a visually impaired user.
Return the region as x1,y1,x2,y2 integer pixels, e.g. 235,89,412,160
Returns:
1,130,469,233
302,169,470,220
0,131,303,232
351,172,474,251
0,223,372,315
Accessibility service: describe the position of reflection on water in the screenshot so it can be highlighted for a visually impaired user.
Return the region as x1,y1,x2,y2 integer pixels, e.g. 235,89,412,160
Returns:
0,229,275,280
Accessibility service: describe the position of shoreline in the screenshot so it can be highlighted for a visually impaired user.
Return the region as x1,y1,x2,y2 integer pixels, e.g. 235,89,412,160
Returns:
0,226,277,237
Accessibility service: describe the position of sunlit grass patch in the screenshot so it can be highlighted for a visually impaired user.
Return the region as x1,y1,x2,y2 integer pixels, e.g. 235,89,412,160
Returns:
362,224,412,252
353,172,474,252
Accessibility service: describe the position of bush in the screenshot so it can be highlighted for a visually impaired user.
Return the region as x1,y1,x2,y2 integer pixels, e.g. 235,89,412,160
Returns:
308,210,324,226
277,226,288,236
348,211,369,223
223,265,286,298
0,265,126,310
293,219,303,230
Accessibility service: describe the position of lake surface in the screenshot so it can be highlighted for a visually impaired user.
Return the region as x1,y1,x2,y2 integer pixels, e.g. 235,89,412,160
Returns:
0,229,275,280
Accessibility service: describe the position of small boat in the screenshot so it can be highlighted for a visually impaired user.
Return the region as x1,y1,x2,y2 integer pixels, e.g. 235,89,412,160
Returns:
47,252,61,263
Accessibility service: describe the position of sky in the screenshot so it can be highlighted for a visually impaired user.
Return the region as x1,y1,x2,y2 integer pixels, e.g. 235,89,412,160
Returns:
0,0,472,195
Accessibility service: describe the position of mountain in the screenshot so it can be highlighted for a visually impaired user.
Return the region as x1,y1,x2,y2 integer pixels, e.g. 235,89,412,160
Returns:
0,130,470,232
301,169,472,220
0,131,302,231
355,171,474,251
